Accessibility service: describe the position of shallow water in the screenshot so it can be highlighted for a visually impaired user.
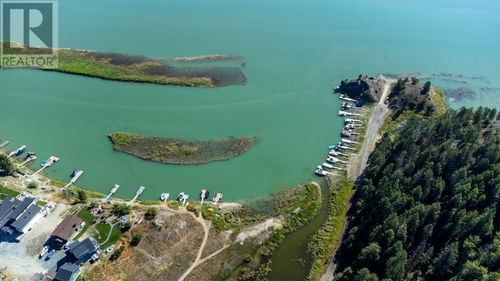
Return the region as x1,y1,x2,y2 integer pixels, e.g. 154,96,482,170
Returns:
0,0,499,201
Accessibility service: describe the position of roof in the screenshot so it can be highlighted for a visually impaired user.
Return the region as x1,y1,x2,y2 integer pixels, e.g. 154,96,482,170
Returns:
10,204,41,231
51,215,83,242
54,263,80,281
67,236,100,262
0,196,15,221
0,197,34,229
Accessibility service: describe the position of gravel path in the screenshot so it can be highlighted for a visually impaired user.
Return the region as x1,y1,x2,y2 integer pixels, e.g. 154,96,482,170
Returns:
321,77,395,281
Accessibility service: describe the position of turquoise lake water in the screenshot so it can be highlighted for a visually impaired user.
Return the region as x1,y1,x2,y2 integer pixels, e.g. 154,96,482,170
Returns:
1,0,499,200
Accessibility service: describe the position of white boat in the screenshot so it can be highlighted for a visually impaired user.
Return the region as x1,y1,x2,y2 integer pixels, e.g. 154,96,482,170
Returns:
322,162,334,169
8,145,26,157
315,167,328,176
39,246,48,258
339,94,358,102
329,149,339,156
160,193,170,201
178,192,189,204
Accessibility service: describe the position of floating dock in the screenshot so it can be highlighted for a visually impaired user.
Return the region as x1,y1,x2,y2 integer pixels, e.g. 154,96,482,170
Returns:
200,189,207,205
105,184,120,200
338,111,363,117
341,138,359,144
212,193,223,205
339,95,358,102
64,170,84,188
178,192,189,205
20,155,37,166
34,156,59,175
161,193,170,201
130,186,145,203
0,141,9,148
345,118,362,123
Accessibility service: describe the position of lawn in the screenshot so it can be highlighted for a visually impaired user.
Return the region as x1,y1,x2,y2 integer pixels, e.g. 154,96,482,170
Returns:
0,185,20,198
36,200,47,207
74,207,97,240
96,223,123,249
95,223,111,244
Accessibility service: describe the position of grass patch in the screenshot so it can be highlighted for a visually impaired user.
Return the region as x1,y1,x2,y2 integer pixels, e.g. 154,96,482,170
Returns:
306,179,354,281
101,226,123,249
0,185,20,198
95,223,111,244
36,200,47,207
431,87,447,115
74,207,97,240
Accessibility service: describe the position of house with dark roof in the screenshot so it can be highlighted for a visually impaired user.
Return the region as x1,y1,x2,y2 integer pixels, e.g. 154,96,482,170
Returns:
66,236,100,265
10,204,42,233
54,262,80,281
51,215,83,245
0,196,41,234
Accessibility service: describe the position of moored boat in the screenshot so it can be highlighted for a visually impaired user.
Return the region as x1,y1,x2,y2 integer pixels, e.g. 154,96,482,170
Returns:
160,193,170,201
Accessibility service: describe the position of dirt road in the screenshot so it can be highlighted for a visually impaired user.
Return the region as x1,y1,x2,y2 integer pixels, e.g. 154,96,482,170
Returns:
347,77,395,179
321,77,395,281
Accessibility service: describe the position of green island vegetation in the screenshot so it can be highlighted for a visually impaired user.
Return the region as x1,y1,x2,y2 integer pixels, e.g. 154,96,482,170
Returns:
1,41,246,87
334,107,500,281
108,132,256,165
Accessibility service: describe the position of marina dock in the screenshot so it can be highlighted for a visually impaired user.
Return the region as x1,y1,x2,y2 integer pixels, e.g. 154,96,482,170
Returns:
338,111,363,117
105,184,120,200
34,156,59,175
64,170,84,188
0,141,9,148
130,186,145,203
20,154,37,166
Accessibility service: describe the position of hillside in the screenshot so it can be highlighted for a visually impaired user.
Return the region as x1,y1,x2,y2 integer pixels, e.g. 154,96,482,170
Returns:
334,107,500,281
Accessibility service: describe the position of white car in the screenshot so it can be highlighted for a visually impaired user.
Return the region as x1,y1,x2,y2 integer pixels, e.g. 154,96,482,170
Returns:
106,245,115,254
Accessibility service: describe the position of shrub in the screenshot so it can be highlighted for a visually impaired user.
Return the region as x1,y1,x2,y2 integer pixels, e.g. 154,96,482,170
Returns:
77,190,87,203
27,181,38,189
112,204,131,217
130,232,143,246
144,207,157,220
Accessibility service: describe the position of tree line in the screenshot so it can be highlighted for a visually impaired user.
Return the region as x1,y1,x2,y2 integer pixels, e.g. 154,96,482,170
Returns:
334,107,500,281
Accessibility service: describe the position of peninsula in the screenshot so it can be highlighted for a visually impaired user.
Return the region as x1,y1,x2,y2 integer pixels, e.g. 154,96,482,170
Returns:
108,132,256,164
0,42,247,87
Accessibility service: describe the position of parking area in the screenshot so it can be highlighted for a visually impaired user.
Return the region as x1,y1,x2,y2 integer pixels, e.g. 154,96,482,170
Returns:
0,203,70,281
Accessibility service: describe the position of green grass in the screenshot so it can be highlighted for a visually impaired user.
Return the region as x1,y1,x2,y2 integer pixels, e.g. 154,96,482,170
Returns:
36,200,47,207
306,179,355,281
431,87,447,115
0,185,20,198
95,223,111,244
101,225,122,249
74,207,97,240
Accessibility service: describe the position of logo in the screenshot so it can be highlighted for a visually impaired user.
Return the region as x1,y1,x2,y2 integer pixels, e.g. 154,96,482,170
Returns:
1,0,58,68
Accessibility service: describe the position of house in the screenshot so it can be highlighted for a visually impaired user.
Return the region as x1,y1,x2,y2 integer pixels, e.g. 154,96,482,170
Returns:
53,263,81,281
66,236,100,265
51,215,83,245
10,204,42,233
0,196,41,234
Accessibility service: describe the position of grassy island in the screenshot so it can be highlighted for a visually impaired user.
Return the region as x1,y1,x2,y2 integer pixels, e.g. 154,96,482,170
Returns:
108,132,256,164
0,42,246,87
